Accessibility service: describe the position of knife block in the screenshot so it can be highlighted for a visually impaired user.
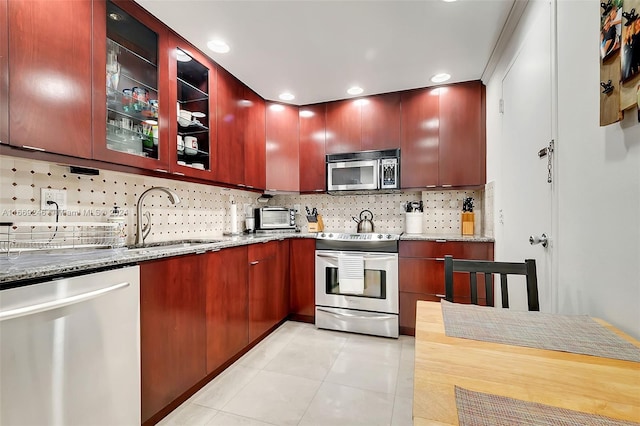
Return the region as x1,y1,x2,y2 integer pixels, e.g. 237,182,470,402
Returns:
308,215,324,233
461,212,475,235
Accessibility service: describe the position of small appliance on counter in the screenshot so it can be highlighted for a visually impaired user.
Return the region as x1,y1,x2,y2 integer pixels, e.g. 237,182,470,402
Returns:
255,207,296,231
305,206,324,232
405,200,424,234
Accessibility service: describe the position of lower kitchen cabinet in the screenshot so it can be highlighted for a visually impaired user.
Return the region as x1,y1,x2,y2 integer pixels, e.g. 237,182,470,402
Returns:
204,246,249,374
289,238,316,322
140,254,206,423
398,240,494,335
248,241,288,341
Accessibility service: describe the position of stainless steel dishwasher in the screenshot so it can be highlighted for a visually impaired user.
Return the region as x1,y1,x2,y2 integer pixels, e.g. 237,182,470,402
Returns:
0,265,140,425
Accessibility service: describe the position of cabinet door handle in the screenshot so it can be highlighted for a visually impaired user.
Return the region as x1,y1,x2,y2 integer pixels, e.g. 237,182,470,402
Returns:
21,145,46,152
441,184,452,188
154,168,169,173
173,172,185,176
250,261,259,265
435,258,445,261
435,294,446,298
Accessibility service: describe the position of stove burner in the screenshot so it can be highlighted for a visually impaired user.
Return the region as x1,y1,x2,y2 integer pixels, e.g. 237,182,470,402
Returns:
316,232,401,241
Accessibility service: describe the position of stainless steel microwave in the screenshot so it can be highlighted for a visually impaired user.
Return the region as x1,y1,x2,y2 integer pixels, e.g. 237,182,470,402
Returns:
255,207,296,230
326,149,400,193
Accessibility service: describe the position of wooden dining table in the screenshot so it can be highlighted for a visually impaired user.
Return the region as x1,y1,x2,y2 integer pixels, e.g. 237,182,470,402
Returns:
413,300,640,425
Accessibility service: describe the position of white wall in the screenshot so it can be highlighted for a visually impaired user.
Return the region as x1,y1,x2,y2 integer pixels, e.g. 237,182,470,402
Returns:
486,0,640,338
556,0,640,338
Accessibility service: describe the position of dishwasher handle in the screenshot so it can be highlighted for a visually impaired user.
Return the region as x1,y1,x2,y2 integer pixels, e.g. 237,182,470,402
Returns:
0,281,130,321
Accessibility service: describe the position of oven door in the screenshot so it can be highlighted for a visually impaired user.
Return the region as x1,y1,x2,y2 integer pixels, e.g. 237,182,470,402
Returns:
315,250,398,314
327,160,379,191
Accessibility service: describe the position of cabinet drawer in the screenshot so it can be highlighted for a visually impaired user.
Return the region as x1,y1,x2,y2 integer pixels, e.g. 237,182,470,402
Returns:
399,240,493,259
399,258,488,300
248,240,278,262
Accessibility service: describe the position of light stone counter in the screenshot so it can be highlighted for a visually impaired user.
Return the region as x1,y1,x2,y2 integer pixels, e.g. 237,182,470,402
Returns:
0,232,316,287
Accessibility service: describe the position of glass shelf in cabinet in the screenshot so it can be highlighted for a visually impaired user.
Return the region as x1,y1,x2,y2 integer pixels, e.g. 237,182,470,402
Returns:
177,77,208,101
108,38,157,68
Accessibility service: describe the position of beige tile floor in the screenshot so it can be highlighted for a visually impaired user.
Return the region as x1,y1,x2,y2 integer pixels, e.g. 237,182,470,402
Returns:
158,321,415,426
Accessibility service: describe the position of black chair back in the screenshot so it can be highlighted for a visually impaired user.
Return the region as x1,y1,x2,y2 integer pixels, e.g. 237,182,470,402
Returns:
444,255,540,311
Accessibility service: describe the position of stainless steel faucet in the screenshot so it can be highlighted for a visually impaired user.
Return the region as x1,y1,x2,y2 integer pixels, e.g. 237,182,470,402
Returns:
135,187,181,246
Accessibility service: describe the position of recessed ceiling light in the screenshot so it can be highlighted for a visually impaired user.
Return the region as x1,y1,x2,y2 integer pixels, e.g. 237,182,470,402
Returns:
279,92,295,101
176,49,192,62
442,0,457,2
269,104,285,112
347,86,364,95
108,12,123,21
207,39,230,54
299,110,315,118
430,73,451,83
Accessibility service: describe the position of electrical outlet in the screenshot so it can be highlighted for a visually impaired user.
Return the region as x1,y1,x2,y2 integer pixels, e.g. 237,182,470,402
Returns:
41,188,67,211
293,204,301,214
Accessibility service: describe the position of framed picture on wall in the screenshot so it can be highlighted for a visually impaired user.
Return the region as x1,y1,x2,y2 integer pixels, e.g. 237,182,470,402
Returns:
621,1,640,81
601,1,623,61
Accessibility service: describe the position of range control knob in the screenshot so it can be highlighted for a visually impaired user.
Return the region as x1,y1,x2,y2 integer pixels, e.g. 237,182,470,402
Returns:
320,233,326,238
377,234,383,239
329,233,334,238
386,234,392,239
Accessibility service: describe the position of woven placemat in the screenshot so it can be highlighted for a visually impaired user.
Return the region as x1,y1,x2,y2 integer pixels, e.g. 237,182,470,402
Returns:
441,300,640,362
455,386,640,426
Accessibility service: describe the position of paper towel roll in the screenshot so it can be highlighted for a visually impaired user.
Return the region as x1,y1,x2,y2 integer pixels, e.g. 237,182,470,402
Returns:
230,202,238,234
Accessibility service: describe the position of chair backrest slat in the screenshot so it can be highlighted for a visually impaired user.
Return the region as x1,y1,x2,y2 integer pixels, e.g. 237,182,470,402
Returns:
444,255,539,311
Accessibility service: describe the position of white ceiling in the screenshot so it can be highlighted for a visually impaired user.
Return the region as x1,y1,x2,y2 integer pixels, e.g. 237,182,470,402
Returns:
135,0,515,106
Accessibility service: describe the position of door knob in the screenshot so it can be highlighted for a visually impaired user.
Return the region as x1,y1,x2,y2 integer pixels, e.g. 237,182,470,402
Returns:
529,234,548,248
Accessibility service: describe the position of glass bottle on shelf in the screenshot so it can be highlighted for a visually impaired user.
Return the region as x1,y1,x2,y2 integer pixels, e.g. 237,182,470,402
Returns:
176,48,210,171
105,1,160,160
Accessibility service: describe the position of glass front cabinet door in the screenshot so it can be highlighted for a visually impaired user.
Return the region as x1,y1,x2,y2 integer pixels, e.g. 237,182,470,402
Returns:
169,38,216,179
93,0,170,170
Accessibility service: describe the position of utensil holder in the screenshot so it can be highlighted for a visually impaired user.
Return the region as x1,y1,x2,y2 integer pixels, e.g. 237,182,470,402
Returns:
405,212,423,234
308,214,324,233
462,212,475,235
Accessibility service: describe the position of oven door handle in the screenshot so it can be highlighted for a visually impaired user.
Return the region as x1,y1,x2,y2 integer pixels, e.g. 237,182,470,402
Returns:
316,307,396,320
316,253,397,262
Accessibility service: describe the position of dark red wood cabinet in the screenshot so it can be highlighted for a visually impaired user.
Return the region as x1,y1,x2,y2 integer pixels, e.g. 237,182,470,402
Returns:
438,80,486,187
298,104,326,193
204,246,249,374
398,240,494,335
0,0,7,145
169,34,217,180
289,238,316,322
8,0,92,157
92,0,172,171
265,102,299,192
276,239,291,320
325,98,362,154
248,241,282,341
216,67,245,186
243,87,266,190
400,87,440,188
361,92,401,151
140,254,206,423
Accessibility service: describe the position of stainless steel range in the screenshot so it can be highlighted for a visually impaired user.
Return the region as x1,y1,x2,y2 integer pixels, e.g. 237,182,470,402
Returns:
315,232,400,338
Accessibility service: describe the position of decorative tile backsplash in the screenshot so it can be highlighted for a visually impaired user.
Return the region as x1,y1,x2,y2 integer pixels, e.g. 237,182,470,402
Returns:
0,155,493,247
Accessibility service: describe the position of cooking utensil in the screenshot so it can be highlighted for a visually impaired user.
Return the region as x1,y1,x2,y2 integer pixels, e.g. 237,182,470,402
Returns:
354,209,374,233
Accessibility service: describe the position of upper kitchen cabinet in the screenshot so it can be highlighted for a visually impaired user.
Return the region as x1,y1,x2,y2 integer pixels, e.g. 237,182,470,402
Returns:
361,92,401,151
0,0,7,145
325,99,361,154
325,92,401,154
243,87,266,190
401,87,440,188
265,102,299,192
93,0,171,170
169,37,216,179
216,67,245,186
298,104,326,193
7,0,92,157
438,80,486,187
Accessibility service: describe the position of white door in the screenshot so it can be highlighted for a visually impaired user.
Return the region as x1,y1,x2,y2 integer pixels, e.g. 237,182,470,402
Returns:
498,2,554,311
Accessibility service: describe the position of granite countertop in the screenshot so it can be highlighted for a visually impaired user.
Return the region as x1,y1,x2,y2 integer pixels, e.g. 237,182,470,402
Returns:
399,233,495,243
0,231,493,287
0,232,314,287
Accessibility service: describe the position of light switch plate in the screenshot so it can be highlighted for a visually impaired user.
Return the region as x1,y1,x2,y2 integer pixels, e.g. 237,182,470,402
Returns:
41,188,67,211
